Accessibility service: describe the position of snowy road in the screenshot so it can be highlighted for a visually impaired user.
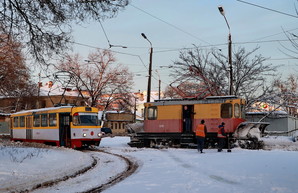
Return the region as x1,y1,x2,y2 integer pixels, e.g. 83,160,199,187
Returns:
31,150,135,193
100,137,298,193
0,142,137,193
1,136,298,193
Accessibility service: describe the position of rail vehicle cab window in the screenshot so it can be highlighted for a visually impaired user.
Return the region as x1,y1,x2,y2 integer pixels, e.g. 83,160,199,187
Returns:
33,114,41,127
13,117,19,127
49,113,57,126
19,116,25,127
72,112,99,126
234,104,240,118
221,103,232,118
41,114,48,127
241,105,246,119
147,106,157,120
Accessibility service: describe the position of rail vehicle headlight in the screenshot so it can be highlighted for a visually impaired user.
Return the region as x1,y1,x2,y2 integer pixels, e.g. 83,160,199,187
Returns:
83,133,87,137
97,133,103,137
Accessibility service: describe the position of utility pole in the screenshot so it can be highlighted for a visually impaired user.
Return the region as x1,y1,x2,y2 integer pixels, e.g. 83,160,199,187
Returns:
141,33,153,102
218,6,233,95
155,69,161,100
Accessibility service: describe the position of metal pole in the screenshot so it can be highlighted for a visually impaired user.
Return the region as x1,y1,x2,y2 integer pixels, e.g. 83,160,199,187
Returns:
141,33,153,102
158,79,161,100
218,6,233,96
147,47,153,102
228,33,233,95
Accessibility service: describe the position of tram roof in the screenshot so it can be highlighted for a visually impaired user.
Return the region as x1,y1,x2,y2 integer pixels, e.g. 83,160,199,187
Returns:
11,106,74,115
150,96,240,106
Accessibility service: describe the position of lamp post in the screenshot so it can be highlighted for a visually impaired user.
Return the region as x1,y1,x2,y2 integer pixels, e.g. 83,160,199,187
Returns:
218,6,233,95
155,70,161,100
141,33,153,102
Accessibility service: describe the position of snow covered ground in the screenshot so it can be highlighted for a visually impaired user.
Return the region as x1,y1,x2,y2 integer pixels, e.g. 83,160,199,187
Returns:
1,136,298,193
101,137,298,193
0,144,93,193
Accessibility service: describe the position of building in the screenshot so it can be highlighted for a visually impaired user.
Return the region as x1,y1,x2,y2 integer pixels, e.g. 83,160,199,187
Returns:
0,81,86,113
103,111,134,135
246,111,298,137
0,113,10,135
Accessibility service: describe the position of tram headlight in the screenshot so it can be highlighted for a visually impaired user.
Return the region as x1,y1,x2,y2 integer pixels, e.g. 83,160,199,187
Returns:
98,133,103,137
83,133,87,137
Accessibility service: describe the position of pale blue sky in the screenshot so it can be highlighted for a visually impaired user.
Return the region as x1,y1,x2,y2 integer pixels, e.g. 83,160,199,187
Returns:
71,0,298,92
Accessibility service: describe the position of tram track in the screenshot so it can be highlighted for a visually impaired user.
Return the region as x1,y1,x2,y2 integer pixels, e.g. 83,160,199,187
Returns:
83,148,139,193
30,147,138,193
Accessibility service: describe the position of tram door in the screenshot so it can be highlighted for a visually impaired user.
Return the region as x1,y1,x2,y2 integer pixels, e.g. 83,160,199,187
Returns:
26,116,33,140
59,113,71,147
182,105,194,133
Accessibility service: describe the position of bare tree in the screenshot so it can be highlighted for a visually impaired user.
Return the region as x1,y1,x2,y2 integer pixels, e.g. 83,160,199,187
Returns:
58,49,133,108
0,33,34,97
171,45,278,104
272,74,298,116
0,0,129,65
164,82,208,99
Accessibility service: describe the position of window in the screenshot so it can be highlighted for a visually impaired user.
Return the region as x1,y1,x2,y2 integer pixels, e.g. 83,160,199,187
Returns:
13,117,19,127
241,105,246,119
40,100,46,108
34,114,41,127
113,122,118,130
41,114,48,127
234,104,240,118
72,113,99,126
49,113,57,126
221,103,232,118
20,116,25,127
147,106,157,120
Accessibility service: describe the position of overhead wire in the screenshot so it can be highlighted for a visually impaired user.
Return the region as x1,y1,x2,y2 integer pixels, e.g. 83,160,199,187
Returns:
73,2,298,89
70,41,148,70
129,4,212,46
98,20,112,48
252,27,298,41
153,39,294,53
236,0,298,19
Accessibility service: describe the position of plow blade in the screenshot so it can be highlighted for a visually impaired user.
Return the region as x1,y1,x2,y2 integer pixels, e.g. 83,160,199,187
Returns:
234,122,270,140
234,122,270,149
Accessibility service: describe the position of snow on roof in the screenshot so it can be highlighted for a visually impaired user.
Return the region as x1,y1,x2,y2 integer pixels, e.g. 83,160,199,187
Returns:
12,106,73,115
39,84,81,97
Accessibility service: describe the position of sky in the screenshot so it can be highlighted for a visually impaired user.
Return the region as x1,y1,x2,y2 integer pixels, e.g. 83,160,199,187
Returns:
71,0,298,92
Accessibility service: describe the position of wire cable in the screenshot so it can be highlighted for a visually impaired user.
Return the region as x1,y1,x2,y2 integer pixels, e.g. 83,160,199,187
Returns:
129,4,212,45
98,20,112,48
236,0,298,19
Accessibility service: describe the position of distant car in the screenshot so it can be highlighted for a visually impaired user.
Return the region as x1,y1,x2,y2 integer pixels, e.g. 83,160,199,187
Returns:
101,127,112,135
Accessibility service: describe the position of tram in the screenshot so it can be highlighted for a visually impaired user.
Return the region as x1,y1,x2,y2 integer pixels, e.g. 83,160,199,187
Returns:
10,106,103,148
128,96,268,148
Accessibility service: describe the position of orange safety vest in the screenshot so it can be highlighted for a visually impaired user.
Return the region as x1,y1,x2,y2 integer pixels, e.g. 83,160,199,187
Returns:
195,124,206,137
217,125,226,138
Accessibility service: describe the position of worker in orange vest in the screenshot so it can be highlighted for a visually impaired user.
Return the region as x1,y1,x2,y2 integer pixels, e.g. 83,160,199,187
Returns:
217,122,227,152
195,120,207,153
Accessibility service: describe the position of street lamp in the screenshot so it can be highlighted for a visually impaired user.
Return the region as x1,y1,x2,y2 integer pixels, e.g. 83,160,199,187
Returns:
218,6,233,95
141,33,153,102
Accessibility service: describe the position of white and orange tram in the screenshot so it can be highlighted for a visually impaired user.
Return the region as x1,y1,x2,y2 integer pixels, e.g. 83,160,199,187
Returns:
10,106,103,148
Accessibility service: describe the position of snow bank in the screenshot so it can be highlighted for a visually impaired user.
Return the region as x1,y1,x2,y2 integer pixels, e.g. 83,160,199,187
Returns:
0,143,92,193
262,136,298,151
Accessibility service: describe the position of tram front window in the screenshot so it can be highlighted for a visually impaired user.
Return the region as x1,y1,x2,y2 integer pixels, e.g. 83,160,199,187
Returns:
73,113,99,126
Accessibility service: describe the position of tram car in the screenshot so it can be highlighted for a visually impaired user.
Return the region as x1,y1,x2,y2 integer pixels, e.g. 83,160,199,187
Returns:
10,106,106,148
128,96,269,149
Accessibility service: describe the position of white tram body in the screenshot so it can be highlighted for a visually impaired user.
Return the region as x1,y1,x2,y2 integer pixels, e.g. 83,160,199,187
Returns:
11,106,102,148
